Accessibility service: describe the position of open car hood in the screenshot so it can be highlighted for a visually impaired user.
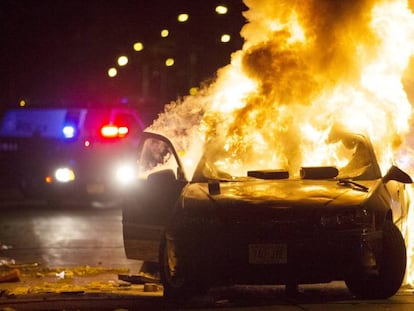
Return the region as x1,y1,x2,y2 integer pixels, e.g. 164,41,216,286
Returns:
183,179,378,210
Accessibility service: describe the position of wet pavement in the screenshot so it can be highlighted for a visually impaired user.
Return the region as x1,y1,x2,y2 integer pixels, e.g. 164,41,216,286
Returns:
1,251,414,311
1,270,414,311
0,196,140,272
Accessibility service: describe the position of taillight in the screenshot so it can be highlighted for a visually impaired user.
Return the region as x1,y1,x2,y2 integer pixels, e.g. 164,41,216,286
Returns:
100,125,129,138
118,126,129,137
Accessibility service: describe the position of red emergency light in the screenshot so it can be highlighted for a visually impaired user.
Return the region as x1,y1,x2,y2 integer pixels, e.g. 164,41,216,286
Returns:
100,125,129,138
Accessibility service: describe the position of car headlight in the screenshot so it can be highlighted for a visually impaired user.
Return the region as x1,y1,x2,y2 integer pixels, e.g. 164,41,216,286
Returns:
115,164,136,185
54,167,75,183
320,208,373,228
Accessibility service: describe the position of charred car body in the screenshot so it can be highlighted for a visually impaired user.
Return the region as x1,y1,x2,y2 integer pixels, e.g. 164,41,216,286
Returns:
122,131,412,299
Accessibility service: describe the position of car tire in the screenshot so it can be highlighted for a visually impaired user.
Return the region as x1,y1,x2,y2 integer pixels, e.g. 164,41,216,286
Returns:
345,221,406,299
159,235,208,300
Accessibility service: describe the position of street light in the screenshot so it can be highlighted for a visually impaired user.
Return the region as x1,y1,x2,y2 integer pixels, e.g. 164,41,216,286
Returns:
161,29,169,38
133,42,144,51
108,67,117,78
177,13,189,22
117,56,128,66
104,2,245,108
220,34,231,43
189,87,199,96
215,5,228,15
165,58,175,67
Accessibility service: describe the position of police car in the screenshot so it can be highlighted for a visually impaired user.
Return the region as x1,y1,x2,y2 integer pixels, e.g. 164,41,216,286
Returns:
0,106,145,205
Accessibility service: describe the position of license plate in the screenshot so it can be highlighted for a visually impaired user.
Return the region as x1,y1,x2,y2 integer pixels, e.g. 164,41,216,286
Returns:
248,243,287,264
86,183,105,194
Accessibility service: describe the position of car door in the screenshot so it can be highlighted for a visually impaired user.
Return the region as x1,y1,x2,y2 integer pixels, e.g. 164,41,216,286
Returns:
122,132,187,262
385,179,409,232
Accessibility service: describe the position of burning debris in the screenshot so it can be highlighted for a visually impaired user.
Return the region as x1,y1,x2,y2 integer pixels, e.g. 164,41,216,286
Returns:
149,0,414,285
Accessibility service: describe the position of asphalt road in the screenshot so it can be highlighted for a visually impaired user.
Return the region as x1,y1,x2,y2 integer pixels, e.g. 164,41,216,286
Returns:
1,282,413,310
1,195,414,310
0,197,140,273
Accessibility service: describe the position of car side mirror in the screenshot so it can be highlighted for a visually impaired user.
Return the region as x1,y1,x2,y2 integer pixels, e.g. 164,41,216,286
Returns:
382,165,413,184
147,169,176,187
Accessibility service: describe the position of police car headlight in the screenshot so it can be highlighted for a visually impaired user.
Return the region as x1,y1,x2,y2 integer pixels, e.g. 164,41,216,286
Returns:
115,164,136,184
55,167,75,183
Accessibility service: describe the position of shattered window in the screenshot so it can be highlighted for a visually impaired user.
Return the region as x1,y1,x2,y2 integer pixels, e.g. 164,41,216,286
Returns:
138,138,178,179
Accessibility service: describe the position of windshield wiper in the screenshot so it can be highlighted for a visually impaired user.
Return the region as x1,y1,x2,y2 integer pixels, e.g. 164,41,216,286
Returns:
337,178,369,192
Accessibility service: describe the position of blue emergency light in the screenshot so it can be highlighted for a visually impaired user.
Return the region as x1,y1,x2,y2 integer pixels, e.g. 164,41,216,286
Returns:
62,125,76,139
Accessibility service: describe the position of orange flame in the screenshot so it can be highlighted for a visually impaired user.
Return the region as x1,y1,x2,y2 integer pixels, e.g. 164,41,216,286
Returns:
149,0,414,285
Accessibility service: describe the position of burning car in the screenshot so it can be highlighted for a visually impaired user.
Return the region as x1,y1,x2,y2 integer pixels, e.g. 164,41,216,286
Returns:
122,130,412,299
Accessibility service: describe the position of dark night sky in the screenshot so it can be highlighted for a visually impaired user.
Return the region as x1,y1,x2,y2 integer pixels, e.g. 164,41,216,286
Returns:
0,0,247,120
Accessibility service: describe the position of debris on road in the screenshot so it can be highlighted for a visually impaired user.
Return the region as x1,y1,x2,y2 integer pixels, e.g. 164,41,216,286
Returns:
0,269,20,283
0,265,163,299
118,273,160,285
143,283,162,292
0,259,15,267
0,243,12,250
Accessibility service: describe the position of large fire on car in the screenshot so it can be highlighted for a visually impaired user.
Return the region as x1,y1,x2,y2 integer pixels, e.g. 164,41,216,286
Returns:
149,0,414,286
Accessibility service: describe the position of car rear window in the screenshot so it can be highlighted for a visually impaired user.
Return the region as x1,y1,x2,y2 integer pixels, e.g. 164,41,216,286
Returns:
82,109,143,137
82,109,109,136
0,107,143,139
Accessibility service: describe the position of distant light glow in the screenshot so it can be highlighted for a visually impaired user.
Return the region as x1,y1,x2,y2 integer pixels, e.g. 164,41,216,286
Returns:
161,29,169,38
133,42,144,51
221,34,231,43
108,67,117,77
19,100,26,107
177,13,189,22
215,5,228,15
55,168,75,183
84,140,91,147
189,87,199,95
165,58,175,67
117,55,128,66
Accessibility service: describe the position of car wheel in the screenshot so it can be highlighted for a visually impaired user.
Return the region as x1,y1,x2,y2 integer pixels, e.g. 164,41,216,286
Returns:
159,235,208,300
345,221,406,299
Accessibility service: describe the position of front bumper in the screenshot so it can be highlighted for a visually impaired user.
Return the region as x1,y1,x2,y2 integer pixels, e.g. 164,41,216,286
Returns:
168,224,383,286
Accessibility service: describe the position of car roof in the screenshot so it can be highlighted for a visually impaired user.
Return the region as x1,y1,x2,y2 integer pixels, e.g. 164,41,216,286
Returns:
0,106,144,138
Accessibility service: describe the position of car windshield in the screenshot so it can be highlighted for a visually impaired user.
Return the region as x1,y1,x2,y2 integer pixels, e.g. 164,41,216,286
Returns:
192,132,381,182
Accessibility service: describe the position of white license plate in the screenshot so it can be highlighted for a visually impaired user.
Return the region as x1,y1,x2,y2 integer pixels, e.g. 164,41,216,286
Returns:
248,243,287,264
86,183,105,194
